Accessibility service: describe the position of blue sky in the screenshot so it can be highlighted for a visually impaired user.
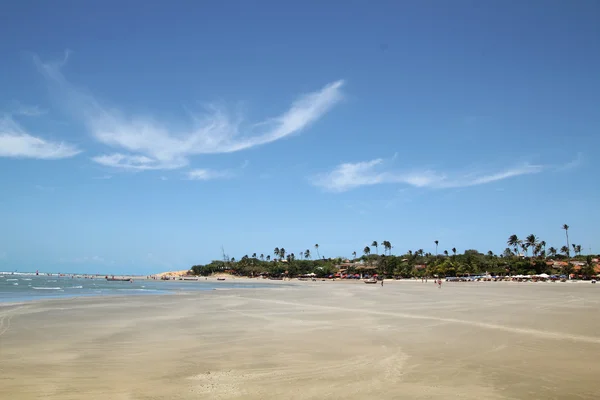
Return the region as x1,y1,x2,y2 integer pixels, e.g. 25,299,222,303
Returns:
1,1,598,274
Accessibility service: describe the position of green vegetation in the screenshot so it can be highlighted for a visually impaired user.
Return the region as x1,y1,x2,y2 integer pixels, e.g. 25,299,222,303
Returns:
190,225,598,279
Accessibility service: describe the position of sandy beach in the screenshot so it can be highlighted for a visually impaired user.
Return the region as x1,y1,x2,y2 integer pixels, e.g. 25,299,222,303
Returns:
1,281,599,399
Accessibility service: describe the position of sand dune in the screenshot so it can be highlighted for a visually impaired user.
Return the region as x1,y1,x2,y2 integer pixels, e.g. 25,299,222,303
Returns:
1,281,599,399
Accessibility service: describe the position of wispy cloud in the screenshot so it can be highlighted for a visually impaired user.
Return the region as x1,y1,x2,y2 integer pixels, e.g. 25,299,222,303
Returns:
0,114,81,159
557,152,584,171
186,168,235,181
35,54,344,170
11,102,47,117
312,157,545,192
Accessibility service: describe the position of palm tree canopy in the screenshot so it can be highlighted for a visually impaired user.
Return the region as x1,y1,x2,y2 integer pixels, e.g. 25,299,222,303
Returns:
372,241,378,247
526,234,538,247
507,235,520,247
563,224,569,231
363,246,371,255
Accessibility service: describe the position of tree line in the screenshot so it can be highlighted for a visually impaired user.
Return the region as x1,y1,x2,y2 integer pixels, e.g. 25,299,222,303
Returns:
190,225,597,278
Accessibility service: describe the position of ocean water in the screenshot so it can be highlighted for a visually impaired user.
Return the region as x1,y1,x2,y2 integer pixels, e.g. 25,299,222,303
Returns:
0,272,282,304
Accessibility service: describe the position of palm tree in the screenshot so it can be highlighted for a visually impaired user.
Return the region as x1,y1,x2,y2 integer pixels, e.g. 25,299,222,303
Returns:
525,234,538,257
561,245,569,256
260,254,264,261
548,247,557,257
507,235,521,257
487,250,494,257
266,255,271,261
274,247,280,260
417,249,424,257
563,224,570,258
381,241,392,255
279,248,286,260
534,243,543,258
352,251,357,260
575,244,582,256
434,240,439,256
304,249,311,259
540,240,546,254
314,244,320,259
503,248,513,258
452,247,457,256
252,253,257,259
363,246,371,257
371,241,379,255
520,243,528,257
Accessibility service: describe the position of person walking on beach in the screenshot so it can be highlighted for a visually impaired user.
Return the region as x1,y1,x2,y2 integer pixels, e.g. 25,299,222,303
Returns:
381,279,384,287
437,279,442,288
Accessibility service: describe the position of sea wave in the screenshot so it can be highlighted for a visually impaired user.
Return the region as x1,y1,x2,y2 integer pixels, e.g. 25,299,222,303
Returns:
21,278,32,281
67,286,83,289
7,279,18,281
32,287,62,290
12,283,18,285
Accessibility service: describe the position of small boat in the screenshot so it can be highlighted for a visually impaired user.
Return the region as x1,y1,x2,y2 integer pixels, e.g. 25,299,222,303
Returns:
364,279,378,284
106,277,132,282
217,277,226,281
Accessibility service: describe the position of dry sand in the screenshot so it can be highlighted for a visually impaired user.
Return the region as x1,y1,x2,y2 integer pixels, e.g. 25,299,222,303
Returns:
1,281,599,399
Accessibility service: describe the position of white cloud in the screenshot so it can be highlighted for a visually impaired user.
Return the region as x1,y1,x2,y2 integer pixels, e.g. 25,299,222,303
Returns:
35,55,344,170
312,157,544,192
91,153,185,170
186,168,234,181
0,115,81,159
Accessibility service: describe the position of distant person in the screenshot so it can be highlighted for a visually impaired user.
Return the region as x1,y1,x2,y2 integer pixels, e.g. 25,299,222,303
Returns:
438,279,442,288
381,280,384,287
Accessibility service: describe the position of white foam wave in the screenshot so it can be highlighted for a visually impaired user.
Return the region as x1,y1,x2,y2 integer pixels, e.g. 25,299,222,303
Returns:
7,279,18,281
21,278,32,281
12,283,18,285
67,286,83,289
32,287,61,290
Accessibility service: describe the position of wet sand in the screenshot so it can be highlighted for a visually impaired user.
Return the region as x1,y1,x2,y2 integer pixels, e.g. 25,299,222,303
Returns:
1,281,599,399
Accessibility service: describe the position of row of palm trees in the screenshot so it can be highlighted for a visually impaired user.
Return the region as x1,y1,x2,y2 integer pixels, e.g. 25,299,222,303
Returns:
267,244,323,262
234,225,582,265
506,224,583,259
362,241,393,257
